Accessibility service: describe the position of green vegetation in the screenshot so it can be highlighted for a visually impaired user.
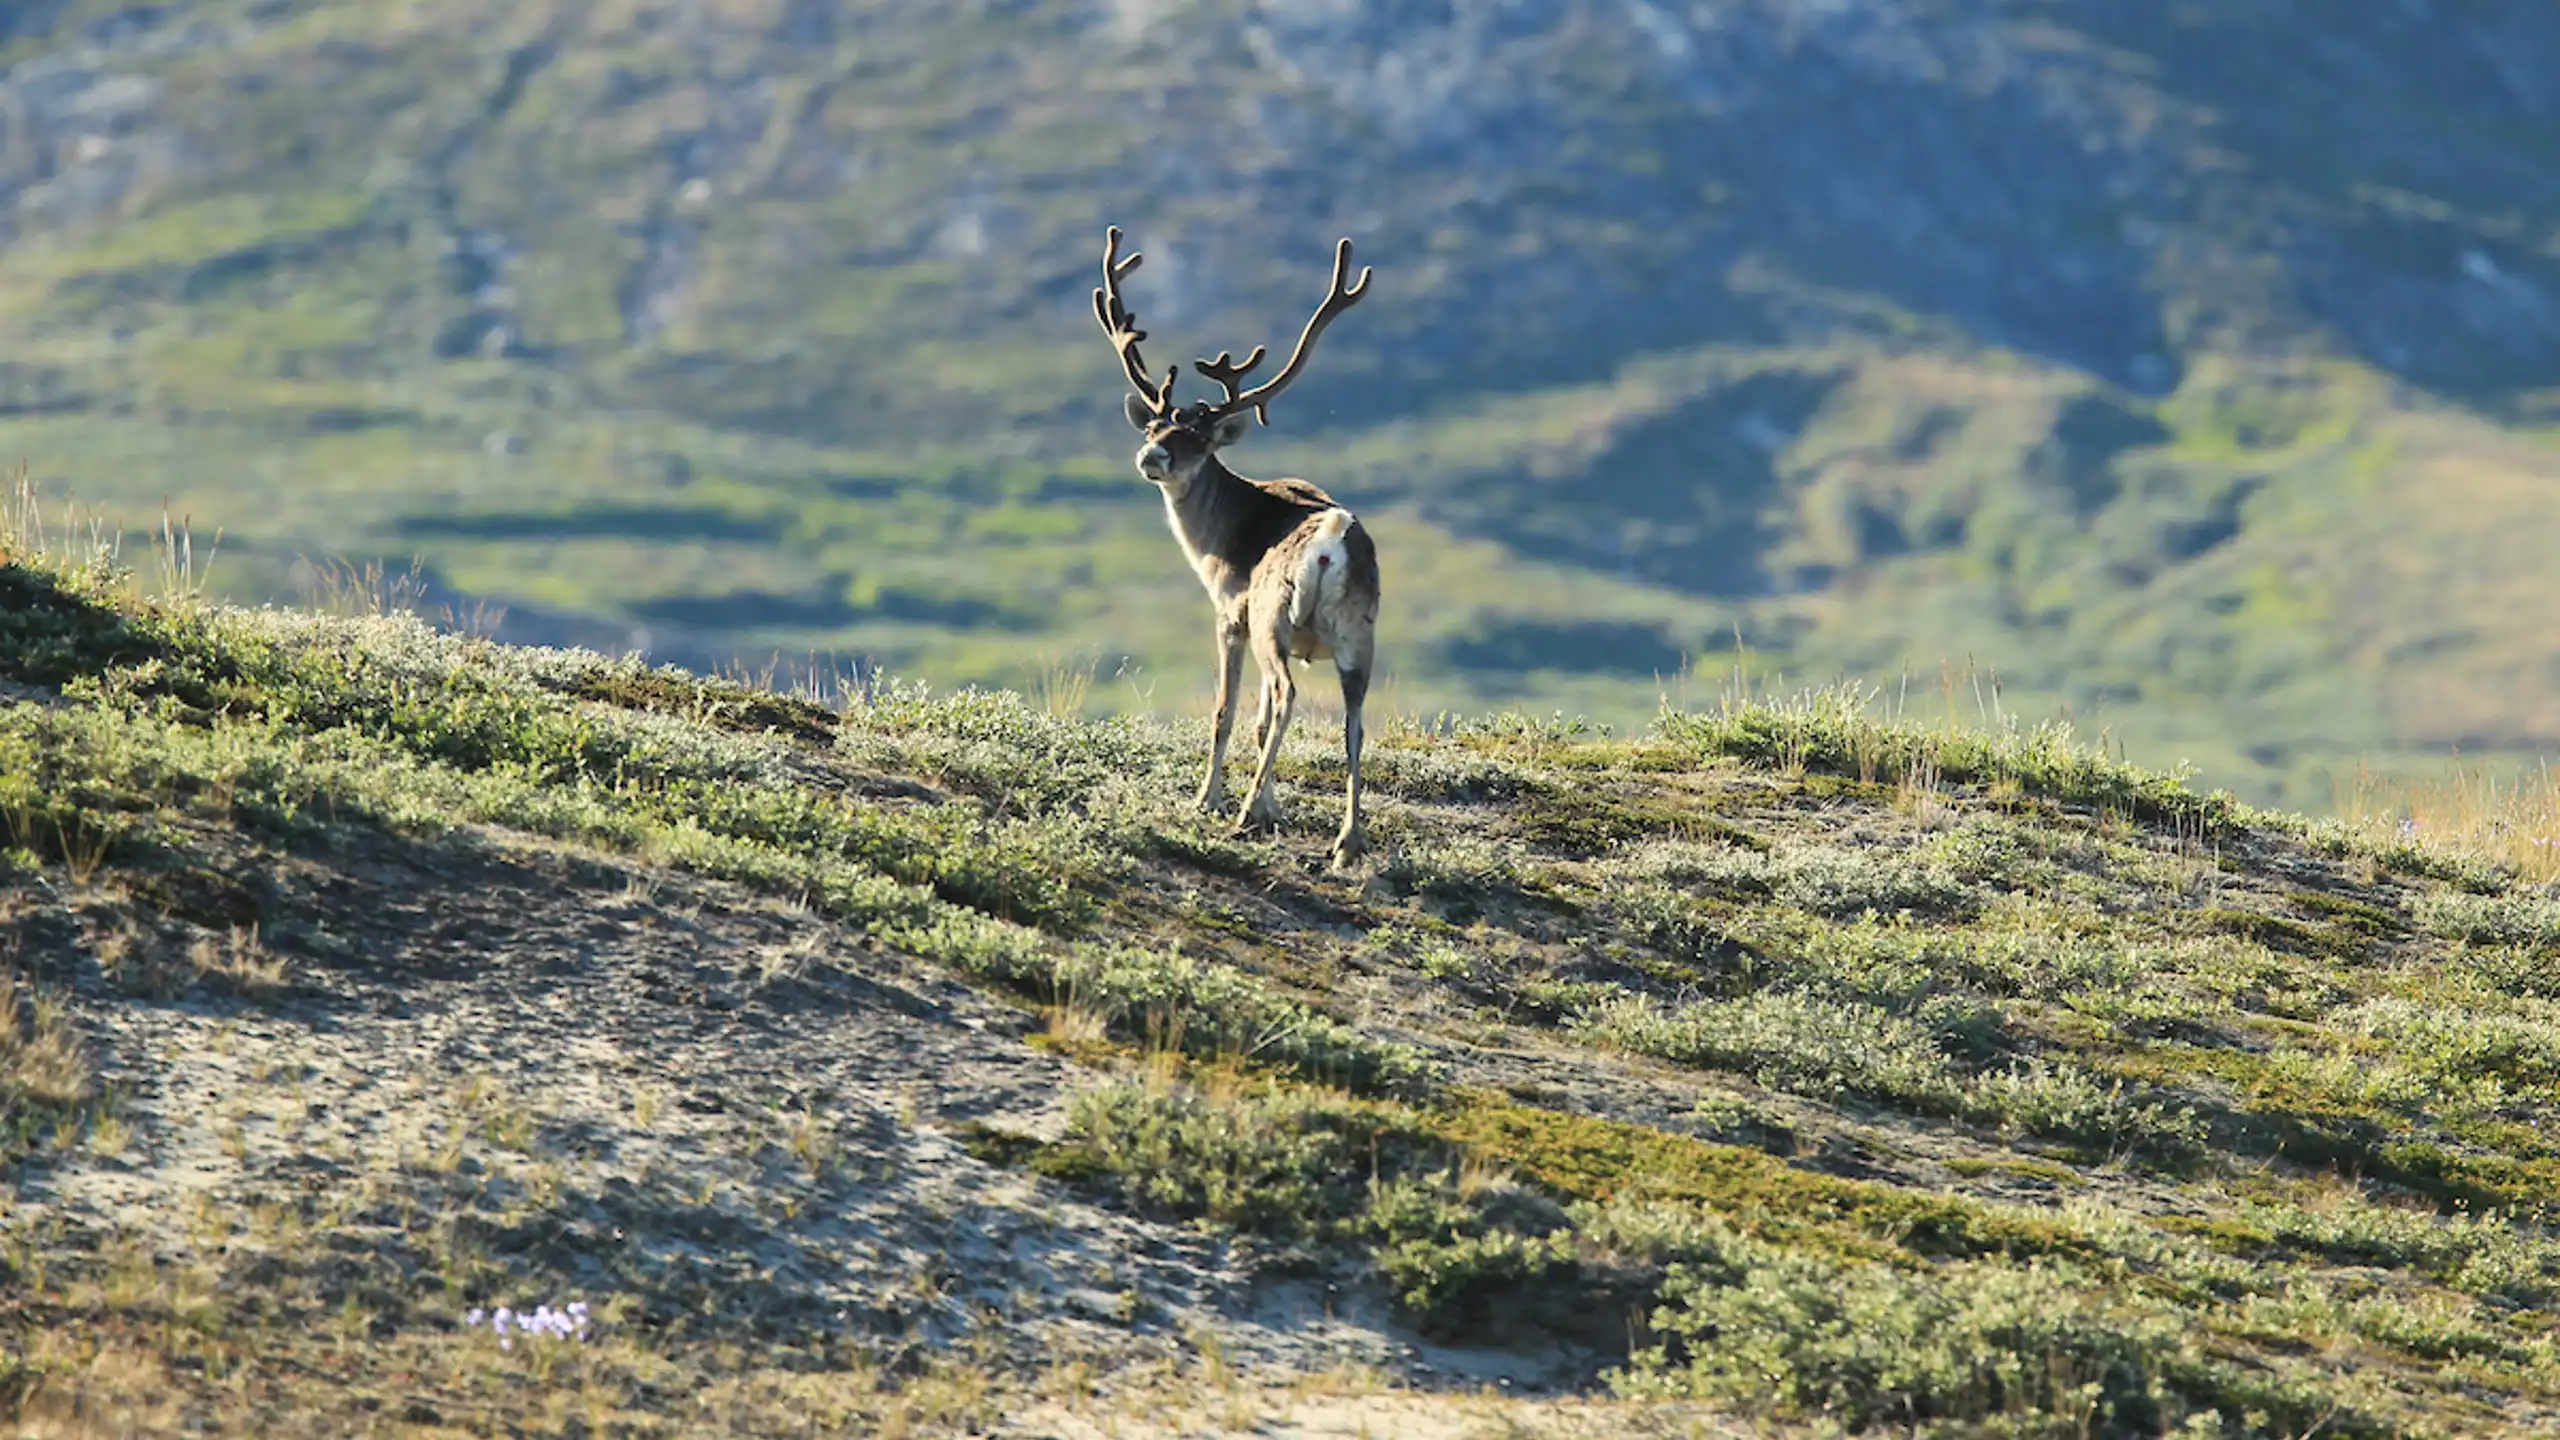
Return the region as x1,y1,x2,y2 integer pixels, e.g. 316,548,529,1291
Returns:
15,501,2560,1433
0,983,92,1163
1,2,2558,810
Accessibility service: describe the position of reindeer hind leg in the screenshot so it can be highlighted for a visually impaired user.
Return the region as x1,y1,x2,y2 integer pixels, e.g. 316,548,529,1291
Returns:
1331,659,1369,866
1237,632,1295,833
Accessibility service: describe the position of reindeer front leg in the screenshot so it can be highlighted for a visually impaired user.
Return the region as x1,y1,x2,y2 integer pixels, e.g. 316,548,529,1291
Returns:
1197,621,1246,812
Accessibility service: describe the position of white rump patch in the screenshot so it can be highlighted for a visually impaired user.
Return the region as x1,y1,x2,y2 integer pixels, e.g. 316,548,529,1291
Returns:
1291,509,1355,629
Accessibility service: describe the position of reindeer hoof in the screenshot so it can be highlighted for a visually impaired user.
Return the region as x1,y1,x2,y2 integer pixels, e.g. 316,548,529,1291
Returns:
1193,789,1224,814
1329,833,1368,870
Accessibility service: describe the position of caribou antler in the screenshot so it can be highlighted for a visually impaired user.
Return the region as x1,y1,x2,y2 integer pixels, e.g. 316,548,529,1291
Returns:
1192,346,1269,408
1195,237,1371,426
1093,226,1177,419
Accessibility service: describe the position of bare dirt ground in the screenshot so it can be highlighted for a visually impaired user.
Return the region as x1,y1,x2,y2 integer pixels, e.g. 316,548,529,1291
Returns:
6,819,1662,1435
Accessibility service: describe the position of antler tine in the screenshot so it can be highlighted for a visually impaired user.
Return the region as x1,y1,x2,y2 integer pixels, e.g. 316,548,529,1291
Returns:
1192,346,1269,406
1094,225,1176,418
1214,237,1373,426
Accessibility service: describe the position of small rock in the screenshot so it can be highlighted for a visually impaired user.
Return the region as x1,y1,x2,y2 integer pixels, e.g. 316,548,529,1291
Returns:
1062,1287,1126,1321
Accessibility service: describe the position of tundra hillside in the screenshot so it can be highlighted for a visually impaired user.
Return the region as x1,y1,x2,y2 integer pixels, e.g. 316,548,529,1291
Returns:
2,1,2560,805
12,502,2560,1437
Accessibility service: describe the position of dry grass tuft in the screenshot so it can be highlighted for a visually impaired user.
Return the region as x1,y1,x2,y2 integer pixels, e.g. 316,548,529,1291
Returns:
2336,757,2560,883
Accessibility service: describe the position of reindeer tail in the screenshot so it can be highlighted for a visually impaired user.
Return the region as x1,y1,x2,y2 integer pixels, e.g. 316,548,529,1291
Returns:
1290,509,1355,630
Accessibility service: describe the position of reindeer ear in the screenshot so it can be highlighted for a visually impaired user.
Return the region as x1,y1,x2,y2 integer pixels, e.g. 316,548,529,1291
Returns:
1123,394,1157,430
1209,410,1255,447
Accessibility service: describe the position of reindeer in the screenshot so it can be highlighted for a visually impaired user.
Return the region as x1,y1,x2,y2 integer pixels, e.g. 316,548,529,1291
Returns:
1091,226,1381,868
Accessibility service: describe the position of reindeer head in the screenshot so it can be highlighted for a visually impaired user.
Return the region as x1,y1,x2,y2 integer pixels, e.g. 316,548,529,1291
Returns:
1092,226,1371,497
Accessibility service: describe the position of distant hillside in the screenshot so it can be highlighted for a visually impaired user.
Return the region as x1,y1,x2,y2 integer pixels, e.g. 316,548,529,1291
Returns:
2,0,2559,806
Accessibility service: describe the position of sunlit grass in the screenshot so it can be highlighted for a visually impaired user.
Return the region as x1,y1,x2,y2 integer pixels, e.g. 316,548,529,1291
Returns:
13,471,2560,1435
2335,757,2560,884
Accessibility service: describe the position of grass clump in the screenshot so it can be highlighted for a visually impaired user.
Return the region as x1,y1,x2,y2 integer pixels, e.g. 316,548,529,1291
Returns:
1578,992,2200,1157
1422,1094,2098,1264
1045,947,1425,1091
2415,889,2560,997
2342,996,2560,1091
1033,1080,1391,1236
1018,1078,1587,1340
1659,686,2243,836
846,681,1188,812
1965,1060,2205,1159
1362,922,1479,983
1612,837,1978,921
1617,1246,2336,1438
2227,1189,2560,1301
1375,835,1543,913
0,983,92,1161
2335,762,2560,886
0,563,159,691
1577,990,1968,1114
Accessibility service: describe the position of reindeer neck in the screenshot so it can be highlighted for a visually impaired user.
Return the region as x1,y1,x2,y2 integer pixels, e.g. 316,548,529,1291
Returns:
1164,452,1298,587
1167,451,1255,543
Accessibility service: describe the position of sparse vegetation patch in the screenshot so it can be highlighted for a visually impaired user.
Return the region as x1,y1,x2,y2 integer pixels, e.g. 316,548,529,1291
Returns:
8,512,2560,1435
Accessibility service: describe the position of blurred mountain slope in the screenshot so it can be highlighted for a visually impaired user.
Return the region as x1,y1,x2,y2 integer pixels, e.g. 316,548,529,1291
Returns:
3,0,2558,804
